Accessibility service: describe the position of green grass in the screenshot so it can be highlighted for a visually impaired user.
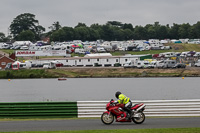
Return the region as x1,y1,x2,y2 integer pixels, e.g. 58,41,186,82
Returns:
0,69,57,79
1,49,15,54
1,128,200,133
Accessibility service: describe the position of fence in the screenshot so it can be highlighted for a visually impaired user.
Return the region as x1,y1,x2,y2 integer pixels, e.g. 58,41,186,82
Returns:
77,99,200,118
1,99,200,118
0,102,77,118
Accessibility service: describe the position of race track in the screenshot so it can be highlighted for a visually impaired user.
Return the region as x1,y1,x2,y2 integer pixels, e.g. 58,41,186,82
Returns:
0,117,200,132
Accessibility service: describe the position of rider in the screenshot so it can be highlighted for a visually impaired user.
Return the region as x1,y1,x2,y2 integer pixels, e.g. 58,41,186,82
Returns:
115,91,132,119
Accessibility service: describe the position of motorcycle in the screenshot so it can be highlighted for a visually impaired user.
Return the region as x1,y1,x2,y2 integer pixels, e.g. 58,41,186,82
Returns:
101,99,146,125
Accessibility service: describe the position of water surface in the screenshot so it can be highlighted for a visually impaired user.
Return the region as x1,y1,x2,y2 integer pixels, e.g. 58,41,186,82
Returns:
0,78,199,102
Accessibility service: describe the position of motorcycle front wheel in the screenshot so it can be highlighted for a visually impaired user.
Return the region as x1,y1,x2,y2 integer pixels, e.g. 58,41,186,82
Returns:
132,112,145,124
101,113,114,125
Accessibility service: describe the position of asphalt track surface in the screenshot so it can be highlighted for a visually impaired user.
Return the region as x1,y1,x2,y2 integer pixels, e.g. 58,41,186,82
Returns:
0,117,200,132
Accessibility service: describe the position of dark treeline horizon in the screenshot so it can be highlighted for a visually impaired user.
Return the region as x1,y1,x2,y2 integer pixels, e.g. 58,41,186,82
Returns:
49,21,200,42
1,13,200,42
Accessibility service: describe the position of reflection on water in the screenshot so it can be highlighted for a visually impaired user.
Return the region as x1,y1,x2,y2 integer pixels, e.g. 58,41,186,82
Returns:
0,78,199,102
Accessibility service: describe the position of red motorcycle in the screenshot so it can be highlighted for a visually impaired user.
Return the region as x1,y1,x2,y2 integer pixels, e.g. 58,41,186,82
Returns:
101,99,146,125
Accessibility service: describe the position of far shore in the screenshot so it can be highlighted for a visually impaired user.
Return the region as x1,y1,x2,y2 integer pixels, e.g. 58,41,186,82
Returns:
1,67,200,79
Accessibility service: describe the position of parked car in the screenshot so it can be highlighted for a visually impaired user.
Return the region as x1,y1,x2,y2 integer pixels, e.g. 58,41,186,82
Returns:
10,45,20,49
173,63,186,68
56,63,63,67
20,46,29,50
194,59,200,67
187,51,196,57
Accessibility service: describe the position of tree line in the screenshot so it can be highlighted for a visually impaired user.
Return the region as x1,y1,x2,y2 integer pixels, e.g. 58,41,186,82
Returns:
1,13,200,42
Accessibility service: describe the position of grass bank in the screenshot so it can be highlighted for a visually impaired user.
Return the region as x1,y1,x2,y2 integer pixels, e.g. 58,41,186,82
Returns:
1,67,200,79
47,67,200,78
1,128,200,133
0,69,57,79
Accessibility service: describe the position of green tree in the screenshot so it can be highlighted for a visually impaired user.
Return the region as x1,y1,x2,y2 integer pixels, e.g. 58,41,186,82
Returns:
107,21,123,27
74,26,90,41
188,26,196,39
17,30,35,41
75,23,87,28
9,13,45,40
169,23,180,39
192,21,200,38
178,23,190,39
122,23,134,31
89,28,100,41
123,29,133,40
0,32,6,42
157,26,169,39
62,27,74,41
49,21,62,31
133,26,147,40
90,24,104,40
146,25,156,39
101,24,115,41
50,29,66,42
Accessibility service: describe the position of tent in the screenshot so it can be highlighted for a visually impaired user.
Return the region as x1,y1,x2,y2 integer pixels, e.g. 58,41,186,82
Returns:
71,44,80,48
78,44,83,48
174,40,182,43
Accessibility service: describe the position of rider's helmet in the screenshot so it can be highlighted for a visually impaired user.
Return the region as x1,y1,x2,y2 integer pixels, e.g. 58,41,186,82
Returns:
115,91,121,99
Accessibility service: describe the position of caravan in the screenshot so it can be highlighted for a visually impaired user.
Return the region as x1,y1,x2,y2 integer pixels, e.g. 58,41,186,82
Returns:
11,61,31,70
43,62,56,69
163,60,176,68
136,60,150,68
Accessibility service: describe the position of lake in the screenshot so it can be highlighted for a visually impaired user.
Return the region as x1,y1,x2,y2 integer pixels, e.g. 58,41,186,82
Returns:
0,77,199,102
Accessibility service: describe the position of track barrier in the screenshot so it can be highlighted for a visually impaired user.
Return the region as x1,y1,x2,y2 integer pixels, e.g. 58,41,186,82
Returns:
77,99,200,118
1,99,200,118
0,102,77,118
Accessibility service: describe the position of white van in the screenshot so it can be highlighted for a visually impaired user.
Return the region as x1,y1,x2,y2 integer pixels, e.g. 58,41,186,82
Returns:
43,61,56,69
97,47,106,52
195,59,200,67
136,61,150,68
163,60,176,68
20,46,29,50
75,48,86,54
194,52,200,57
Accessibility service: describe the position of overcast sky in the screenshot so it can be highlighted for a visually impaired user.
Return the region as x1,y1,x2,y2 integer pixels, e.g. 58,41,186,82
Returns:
1,0,200,35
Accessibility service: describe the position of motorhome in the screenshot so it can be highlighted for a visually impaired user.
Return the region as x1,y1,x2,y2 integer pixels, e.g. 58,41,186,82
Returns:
148,39,164,50
180,51,190,57
43,61,57,69
156,60,165,68
194,59,200,67
159,52,176,58
186,51,196,57
97,47,106,52
147,60,164,68
74,48,86,54
20,46,29,50
194,52,200,57
136,60,150,68
11,61,31,70
123,60,137,68
163,60,176,68
163,52,176,58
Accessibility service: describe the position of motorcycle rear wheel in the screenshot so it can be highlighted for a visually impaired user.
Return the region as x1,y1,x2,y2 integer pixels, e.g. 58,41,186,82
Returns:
101,113,114,125
132,112,145,124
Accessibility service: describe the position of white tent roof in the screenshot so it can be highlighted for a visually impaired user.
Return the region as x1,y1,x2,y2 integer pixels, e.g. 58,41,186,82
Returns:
84,53,112,57
12,61,22,65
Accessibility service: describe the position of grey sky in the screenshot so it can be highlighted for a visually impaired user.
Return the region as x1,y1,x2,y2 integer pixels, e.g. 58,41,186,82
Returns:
1,0,200,35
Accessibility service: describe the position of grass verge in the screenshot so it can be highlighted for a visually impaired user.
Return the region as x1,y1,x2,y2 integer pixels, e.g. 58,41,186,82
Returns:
0,128,200,133
1,67,200,79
